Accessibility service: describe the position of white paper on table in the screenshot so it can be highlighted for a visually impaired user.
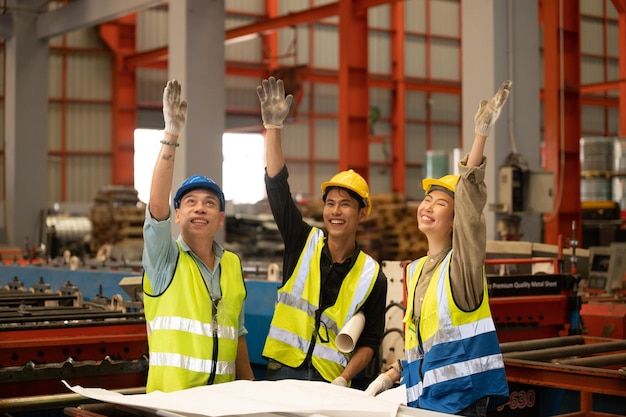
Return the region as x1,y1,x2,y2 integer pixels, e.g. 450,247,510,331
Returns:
63,379,402,417
376,384,407,405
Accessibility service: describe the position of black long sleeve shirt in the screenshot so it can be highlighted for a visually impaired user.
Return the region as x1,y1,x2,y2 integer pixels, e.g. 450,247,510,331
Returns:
265,165,388,352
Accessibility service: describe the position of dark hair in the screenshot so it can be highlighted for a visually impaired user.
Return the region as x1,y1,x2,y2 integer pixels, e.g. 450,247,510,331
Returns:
322,186,366,210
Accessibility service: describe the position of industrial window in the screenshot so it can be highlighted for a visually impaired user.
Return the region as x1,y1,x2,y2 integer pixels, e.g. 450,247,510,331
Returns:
134,129,265,206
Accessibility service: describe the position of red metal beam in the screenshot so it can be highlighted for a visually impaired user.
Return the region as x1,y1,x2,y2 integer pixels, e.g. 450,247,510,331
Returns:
390,1,405,194
263,0,279,72
99,15,138,187
338,0,369,178
613,0,626,136
579,79,626,94
505,358,626,398
542,0,582,246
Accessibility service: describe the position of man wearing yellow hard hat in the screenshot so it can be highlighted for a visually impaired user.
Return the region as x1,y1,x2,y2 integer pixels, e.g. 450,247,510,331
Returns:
365,81,513,417
256,77,388,388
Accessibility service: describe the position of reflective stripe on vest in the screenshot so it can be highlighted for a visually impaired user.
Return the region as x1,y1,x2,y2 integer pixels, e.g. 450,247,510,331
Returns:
149,352,236,376
263,228,378,380
146,316,238,340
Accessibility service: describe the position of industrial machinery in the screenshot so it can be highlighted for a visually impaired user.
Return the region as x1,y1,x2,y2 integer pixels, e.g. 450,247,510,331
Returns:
499,336,626,417
578,242,626,340
0,269,147,399
585,243,626,293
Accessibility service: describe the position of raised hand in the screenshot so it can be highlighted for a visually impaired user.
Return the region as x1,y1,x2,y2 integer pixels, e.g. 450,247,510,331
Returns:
474,80,512,137
163,79,188,136
256,77,293,129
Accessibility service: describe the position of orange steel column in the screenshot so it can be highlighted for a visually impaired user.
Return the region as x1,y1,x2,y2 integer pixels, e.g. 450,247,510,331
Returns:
263,0,279,72
612,0,626,136
390,1,406,193
99,15,137,187
338,0,369,180
542,0,582,245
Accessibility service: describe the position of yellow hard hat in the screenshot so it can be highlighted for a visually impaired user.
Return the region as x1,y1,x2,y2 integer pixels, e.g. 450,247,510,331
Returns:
422,174,460,196
321,169,372,215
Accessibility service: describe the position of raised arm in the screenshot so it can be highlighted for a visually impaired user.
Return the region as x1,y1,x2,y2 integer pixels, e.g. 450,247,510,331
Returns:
149,79,188,220
256,77,293,177
469,80,512,167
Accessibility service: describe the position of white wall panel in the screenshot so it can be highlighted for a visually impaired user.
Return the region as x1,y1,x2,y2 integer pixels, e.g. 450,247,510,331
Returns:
369,162,391,196
405,0,426,33
405,123,427,165
66,103,111,151
280,0,316,14
431,0,458,37
48,103,62,149
406,166,422,200
137,68,167,104
430,92,459,121
581,0,604,15
278,26,308,66
404,35,426,78
282,122,311,159
369,5,391,29
431,38,459,81
607,20,618,57
581,105,608,133
430,124,460,152
48,53,63,99
226,76,262,109
313,119,338,159
137,8,168,51
370,88,392,123
369,126,391,161
295,81,310,113
582,56,607,84
66,156,111,201
369,30,391,74
315,163,339,197
226,0,264,13
48,156,62,203
287,161,311,198
313,24,338,69
226,12,263,62
581,17,603,54
608,107,619,132
406,90,427,121
66,55,111,99
65,27,106,48
312,83,339,113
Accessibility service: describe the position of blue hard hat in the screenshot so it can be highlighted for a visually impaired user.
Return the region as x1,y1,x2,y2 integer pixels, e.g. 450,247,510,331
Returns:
173,174,225,211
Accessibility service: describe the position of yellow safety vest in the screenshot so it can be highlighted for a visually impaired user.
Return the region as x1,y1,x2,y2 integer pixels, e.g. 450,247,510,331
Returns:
263,228,379,382
143,246,245,392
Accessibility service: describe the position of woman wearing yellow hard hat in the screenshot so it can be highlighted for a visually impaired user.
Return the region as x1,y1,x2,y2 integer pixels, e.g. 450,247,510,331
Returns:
366,80,513,417
256,76,388,388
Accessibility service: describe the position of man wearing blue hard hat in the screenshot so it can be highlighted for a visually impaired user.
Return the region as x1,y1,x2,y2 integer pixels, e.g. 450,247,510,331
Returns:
141,79,254,393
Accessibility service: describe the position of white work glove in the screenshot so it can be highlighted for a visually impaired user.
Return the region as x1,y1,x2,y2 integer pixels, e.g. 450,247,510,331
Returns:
163,79,188,136
256,76,293,129
331,376,348,387
364,374,394,396
474,80,512,137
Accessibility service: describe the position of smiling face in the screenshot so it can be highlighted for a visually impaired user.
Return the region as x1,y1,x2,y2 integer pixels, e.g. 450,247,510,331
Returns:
322,188,367,241
417,189,454,240
175,188,225,240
